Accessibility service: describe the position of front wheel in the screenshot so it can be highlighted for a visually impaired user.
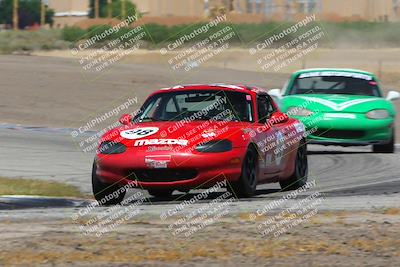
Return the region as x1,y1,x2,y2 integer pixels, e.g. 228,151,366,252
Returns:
228,146,258,198
373,130,395,153
148,189,174,199
280,139,308,191
92,161,126,205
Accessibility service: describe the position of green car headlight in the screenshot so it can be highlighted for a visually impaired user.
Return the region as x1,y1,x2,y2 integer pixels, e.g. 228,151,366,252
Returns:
366,109,389,119
195,140,232,153
98,141,126,154
287,107,313,117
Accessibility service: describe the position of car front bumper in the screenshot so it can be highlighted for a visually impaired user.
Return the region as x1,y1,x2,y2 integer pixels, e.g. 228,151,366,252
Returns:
293,113,395,146
94,147,246,190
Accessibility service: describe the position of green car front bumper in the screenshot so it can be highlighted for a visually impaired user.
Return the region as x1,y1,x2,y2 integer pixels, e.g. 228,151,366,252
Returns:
294,112,394,146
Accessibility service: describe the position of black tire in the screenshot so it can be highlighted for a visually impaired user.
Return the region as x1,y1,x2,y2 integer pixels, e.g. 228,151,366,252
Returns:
228,146,258,198
148,189,174,199
92,161,126,205
280,139,308,191
373,130,395,153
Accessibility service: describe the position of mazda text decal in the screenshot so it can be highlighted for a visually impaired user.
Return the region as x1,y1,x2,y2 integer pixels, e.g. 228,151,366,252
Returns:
134,139,189,146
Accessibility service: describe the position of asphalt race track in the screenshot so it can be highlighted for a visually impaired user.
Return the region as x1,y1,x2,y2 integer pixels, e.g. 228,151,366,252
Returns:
1,126,399,211
1,122,400,267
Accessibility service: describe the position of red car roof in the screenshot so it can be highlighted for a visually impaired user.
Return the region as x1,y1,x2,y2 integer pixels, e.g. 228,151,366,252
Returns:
154,84,268,95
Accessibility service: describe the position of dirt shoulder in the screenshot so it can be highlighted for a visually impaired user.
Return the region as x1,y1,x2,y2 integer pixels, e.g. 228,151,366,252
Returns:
0,54,286,129
0,210,399,266
1,52,399,136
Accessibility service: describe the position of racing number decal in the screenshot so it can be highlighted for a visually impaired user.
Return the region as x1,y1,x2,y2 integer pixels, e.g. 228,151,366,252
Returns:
120,127,159,140
133,129,154,136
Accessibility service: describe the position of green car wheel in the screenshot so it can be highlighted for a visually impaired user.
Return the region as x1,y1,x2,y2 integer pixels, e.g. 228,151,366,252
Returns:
373,129,395,153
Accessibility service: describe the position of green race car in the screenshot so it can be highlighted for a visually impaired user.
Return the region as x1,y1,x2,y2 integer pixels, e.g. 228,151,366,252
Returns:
269,68,400,153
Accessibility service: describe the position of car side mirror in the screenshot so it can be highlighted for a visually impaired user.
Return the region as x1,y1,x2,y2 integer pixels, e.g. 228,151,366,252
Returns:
268,89,282,99
119,114,133,125
386,91,400,101
269,111,289,125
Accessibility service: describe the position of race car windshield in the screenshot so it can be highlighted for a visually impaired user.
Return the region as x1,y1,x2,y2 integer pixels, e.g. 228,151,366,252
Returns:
136,90,253,122
288,74,382,97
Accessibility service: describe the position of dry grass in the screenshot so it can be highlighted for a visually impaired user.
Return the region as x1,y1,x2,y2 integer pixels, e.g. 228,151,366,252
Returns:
0,176,84,197
1,211,400,266
0,237,352,265
380,208,400,215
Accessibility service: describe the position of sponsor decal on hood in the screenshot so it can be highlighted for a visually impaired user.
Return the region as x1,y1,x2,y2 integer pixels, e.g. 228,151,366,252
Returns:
290,96,380,111
134,139,188,147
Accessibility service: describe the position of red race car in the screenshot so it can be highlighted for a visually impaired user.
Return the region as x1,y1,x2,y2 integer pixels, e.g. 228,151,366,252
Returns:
92,84,308,204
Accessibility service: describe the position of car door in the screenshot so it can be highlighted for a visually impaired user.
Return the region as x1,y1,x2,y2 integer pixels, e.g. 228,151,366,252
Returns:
266,93,293,173
256,94,280,176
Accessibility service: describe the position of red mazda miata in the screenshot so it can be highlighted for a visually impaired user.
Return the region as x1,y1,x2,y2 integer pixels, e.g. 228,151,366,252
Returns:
92,84,308,204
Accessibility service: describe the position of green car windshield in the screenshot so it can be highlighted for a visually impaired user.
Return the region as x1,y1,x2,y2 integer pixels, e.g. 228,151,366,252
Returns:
288,73,382,97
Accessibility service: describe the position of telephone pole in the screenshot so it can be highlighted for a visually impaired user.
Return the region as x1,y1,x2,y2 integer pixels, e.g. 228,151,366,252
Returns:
121,0,126,19
107,0,112,18
41,0,46,27
94,0,100,18
13,0,19,30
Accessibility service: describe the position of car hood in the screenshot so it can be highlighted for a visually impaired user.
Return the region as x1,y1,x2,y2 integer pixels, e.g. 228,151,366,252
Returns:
101,121,251,148
281,94,395,114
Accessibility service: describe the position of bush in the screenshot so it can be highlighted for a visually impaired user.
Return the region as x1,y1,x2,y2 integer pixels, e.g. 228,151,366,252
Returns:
61,26,86,42
0,29,70,53
320,21,400,47
59,21,332,47
144,23,171,43
3,21,400,54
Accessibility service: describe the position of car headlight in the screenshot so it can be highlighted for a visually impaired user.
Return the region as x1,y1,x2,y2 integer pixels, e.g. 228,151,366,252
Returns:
286,107,313,117
98,141,126,154
366,109,389,119
195,140,232,153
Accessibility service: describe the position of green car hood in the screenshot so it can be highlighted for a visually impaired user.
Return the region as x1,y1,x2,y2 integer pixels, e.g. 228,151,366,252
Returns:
281,94,396,115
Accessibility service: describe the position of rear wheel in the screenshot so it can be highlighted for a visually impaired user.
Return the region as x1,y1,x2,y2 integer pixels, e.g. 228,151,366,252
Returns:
373,129,395,153
92,161,126,205
228,146,258,198
280,139,308,191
